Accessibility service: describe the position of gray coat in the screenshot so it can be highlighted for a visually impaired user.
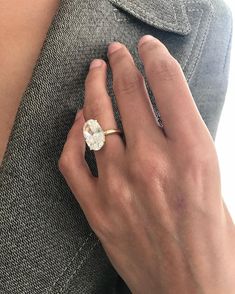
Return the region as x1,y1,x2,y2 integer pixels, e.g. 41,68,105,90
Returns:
0,0,232,293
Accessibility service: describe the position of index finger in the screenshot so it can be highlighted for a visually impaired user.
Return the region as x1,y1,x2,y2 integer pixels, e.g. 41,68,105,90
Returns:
138,35,209,144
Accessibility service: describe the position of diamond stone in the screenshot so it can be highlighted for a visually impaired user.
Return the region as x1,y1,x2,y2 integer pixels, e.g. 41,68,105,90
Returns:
83,119,105,151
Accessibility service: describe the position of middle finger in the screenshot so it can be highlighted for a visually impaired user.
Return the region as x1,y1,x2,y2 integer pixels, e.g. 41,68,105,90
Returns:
108,42,165,148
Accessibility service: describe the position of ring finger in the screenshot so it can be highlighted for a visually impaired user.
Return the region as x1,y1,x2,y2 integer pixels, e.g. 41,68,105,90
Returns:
83,59,125,173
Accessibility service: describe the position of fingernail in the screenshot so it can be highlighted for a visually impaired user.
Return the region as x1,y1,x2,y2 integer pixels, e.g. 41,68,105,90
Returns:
75,109,82,120
90,59,104,69
138,35,156,47
108,42,122,55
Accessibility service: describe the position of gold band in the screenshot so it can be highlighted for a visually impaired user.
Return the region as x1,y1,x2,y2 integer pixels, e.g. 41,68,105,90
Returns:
103,129,122,136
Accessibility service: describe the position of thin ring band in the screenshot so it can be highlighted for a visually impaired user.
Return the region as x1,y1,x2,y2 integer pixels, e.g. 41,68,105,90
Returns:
104,129,122,136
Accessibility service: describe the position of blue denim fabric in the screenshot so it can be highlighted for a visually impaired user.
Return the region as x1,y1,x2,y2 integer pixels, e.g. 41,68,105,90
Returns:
0,0,233,293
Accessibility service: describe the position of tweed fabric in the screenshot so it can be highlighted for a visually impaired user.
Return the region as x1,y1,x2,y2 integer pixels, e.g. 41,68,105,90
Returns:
0,0,232,293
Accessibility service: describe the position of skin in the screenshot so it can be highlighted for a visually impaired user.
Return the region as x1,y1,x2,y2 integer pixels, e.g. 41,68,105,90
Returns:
0,0,59,165
59,35,235,293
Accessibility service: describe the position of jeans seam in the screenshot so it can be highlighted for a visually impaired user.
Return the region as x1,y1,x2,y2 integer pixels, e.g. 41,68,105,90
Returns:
46,232,94,293
223,19,233,72
58,240,100,293
184,0,214,82
182,9,204,72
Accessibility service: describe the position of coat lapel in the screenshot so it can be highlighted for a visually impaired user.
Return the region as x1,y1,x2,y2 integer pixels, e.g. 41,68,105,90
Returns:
108,0,191,35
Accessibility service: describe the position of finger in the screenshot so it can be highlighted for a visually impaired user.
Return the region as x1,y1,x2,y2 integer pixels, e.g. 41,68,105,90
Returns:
58,109,99,214
107,42,165,149
83,59,125,171
138,35,208,143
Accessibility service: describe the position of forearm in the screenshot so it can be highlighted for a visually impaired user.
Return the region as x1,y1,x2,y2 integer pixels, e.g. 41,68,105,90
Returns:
0,0,59,164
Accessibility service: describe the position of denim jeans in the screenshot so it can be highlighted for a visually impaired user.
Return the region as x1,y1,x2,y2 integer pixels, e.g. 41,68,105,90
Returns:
0,0,233,293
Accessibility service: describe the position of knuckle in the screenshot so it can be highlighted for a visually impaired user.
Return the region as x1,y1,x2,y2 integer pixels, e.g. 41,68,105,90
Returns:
103,172,132,207
189,150,215,171
102,167,126,195
182,146,218,185
146,162,163,183
106,177,125,199
148,54,180,81
85,206,110,239
58,151,73,172
85,70,98,88
83,99,104,120
139,38,164,54
185,141,214,165
129,155,166,187
92,216,114,242
113,69,144,96
110,48,127,64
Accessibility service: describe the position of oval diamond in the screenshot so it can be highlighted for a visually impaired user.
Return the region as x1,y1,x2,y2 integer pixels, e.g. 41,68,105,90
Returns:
83,119,105,151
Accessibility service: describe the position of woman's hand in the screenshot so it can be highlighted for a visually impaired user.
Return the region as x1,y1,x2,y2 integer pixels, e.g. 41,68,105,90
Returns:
58,35,235,294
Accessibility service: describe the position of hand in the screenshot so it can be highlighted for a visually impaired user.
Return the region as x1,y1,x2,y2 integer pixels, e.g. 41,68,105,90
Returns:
58,35,235,294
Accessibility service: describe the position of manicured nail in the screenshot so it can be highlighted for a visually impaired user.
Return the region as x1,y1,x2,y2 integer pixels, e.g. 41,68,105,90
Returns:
138,35,156,47
75,109,82,120
108,42,122,55
90,59,103,69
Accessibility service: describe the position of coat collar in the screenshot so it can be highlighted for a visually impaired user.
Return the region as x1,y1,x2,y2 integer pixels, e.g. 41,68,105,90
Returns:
108,0,191,35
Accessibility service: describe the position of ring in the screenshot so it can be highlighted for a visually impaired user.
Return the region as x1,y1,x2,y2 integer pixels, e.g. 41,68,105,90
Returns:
83,119,122,151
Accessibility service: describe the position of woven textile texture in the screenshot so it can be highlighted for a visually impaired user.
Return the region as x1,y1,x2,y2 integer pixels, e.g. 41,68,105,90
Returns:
0,0,233,293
